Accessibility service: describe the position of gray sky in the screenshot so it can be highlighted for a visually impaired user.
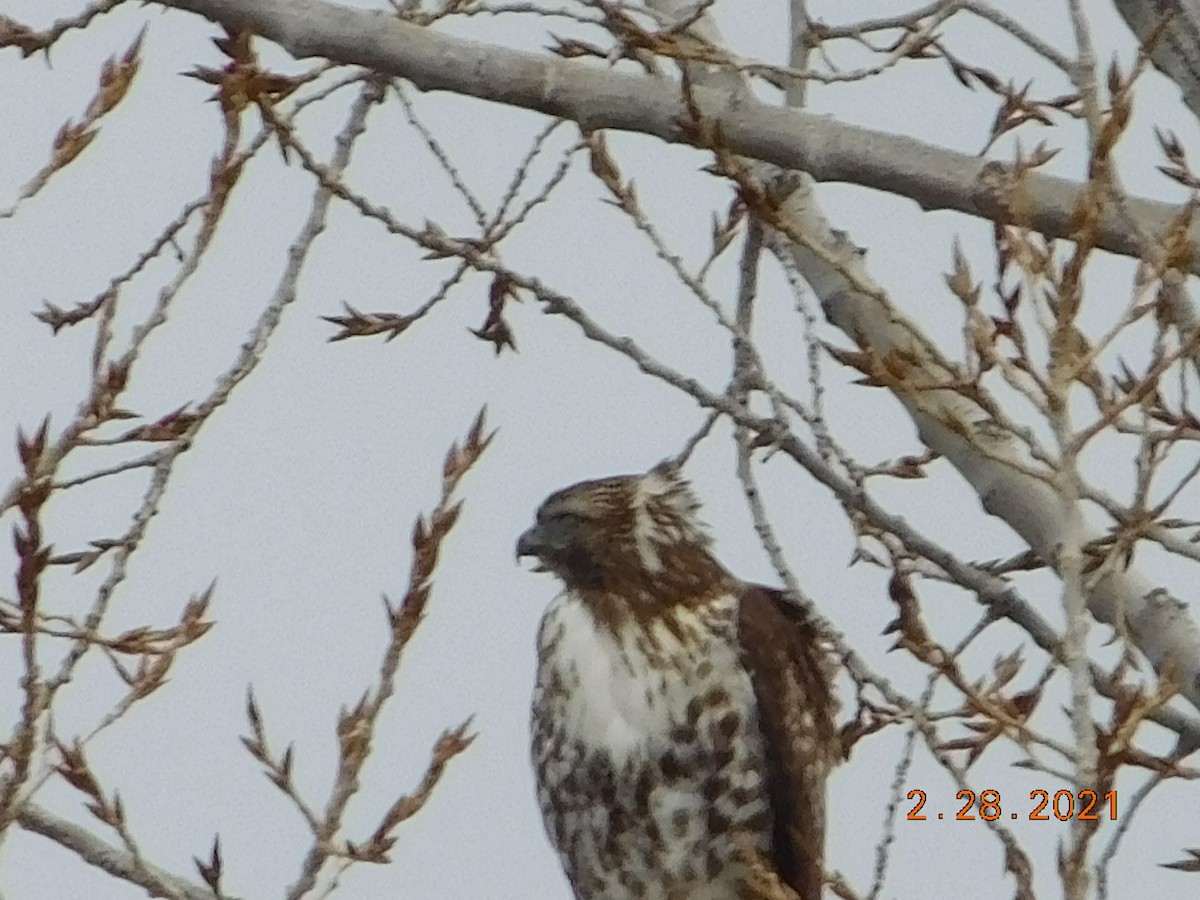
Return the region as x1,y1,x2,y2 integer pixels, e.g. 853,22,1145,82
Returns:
2,1,1199,897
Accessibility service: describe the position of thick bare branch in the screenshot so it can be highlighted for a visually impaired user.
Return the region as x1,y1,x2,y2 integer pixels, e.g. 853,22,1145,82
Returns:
1115,0,1200,120
150,0,1200,272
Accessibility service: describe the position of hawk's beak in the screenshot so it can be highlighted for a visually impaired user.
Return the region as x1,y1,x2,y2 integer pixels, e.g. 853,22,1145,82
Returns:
516,524,547,571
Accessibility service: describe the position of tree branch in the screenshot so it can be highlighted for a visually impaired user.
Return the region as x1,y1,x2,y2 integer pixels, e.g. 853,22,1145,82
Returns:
1114,0,1200,121
149,0,1200,271
18,803,216,900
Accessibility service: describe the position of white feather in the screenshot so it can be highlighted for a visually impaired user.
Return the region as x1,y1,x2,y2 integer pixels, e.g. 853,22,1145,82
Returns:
539,595,745,758
630,473,668,574
534,591,769,899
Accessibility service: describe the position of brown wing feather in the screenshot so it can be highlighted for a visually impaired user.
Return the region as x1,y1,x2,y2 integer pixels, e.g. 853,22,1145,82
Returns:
737,585,837,900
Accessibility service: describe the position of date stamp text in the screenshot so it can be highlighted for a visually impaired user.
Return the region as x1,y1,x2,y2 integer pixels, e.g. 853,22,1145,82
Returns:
906,789,1118,821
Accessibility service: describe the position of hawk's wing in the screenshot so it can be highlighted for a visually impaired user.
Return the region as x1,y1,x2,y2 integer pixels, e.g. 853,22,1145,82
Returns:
737,585,837,900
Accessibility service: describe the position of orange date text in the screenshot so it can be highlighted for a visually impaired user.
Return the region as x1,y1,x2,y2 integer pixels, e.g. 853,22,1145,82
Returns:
905,789,1117,821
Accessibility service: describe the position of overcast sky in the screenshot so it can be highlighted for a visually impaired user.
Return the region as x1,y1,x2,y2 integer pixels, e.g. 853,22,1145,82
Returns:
3,1,1200,898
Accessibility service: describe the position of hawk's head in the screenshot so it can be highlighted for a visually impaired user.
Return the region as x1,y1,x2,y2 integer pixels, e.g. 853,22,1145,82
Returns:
516,463,728,606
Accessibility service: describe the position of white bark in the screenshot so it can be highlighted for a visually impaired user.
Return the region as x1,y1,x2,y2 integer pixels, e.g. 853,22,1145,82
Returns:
150,0,1200,272
791,183,1200,707
1115,0,1200,119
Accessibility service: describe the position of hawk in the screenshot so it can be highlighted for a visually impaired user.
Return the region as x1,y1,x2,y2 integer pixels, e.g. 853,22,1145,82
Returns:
516,463,836,900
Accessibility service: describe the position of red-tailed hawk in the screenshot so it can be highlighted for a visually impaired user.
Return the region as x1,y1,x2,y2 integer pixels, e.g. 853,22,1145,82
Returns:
516,464,836,900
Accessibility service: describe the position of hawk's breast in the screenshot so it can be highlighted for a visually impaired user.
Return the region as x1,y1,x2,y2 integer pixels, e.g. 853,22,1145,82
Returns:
531,591,771,900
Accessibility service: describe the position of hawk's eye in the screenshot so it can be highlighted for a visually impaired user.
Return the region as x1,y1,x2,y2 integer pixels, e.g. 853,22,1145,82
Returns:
541,508,586,526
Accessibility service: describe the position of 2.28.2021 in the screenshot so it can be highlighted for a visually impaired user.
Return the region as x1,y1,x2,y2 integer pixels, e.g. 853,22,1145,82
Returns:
906,789,1118,821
